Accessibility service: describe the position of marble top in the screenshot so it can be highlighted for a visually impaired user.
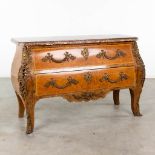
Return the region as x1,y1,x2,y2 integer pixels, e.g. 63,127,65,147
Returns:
12,35,137,44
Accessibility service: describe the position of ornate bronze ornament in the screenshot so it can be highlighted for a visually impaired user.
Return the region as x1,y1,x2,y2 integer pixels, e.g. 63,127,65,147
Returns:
81,48,89,60
72,92,97,101
84,72,92,82
44,76,79,89
18,45,32,100
96,49,126,60
132,41,145,86
100,72,128,83
68,90,106,102
18,45,35,134
42,52,76,63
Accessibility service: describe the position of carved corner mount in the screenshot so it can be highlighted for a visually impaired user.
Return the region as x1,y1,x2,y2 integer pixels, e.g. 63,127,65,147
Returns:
18,45,36,135
132,41,145,87
18,45,32,100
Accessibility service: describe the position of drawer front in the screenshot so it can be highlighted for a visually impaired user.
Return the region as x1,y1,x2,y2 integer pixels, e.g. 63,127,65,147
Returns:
33,43,134,71
36,66,136,97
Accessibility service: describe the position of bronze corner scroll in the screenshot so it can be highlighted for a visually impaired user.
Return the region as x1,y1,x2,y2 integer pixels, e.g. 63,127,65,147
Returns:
18,45,32,100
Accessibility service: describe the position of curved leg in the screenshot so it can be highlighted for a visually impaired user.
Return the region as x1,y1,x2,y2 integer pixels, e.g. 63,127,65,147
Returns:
25,98,36,134
113,90,120,105
24,77,36,134
129,59,144,116
129,41,145,116
15,92,25,118
129,87,142,116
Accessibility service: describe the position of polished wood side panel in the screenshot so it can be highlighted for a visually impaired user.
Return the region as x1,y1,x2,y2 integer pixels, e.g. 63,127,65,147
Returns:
32,43,134,71
11,44,24,94
35,66,136,97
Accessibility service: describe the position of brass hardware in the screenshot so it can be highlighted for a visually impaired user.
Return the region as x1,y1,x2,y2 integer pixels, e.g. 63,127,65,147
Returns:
18,46,32,100
81,48,89,60
72,92,97,101
132,41,145,86
42,52,76,63
84,72,92,82
44,76,79,89
96,49,126,60
63,90,106,102
100,72,128,83
70,90,106,101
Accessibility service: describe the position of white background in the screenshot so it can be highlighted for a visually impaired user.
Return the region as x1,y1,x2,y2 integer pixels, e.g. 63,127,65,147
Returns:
0,0,155,78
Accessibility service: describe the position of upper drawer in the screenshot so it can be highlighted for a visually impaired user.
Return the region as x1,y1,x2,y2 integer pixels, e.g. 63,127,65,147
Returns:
32,43,134,71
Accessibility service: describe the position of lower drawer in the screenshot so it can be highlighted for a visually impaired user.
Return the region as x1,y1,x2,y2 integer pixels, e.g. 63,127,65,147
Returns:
35,66,136,97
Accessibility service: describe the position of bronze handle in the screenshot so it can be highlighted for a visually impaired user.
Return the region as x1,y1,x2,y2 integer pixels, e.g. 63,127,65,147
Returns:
99,72,128,83
42,52,76,63
44,76,79,89
96,49,126,60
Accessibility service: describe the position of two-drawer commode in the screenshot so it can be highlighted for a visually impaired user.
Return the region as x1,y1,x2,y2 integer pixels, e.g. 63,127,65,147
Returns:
11,35,145,134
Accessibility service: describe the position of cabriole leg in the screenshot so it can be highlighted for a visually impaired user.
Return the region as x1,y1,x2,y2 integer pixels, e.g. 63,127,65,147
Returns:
25,99,35,134
15,92,25,118
113,90,120,105
129,87,142,116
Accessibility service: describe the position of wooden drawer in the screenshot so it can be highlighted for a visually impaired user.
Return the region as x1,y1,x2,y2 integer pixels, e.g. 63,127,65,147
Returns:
35,66,136,97
32,43,134,71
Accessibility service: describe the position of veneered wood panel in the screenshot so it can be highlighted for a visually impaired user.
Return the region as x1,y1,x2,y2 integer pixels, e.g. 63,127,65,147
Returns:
33,43,134,71
11,44,24,94
36,66,136,97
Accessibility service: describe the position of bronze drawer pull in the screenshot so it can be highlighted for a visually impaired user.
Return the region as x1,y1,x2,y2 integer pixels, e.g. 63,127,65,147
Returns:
100,72,128,83
96,49,126,60
44,76,79,89
42,52,76,63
